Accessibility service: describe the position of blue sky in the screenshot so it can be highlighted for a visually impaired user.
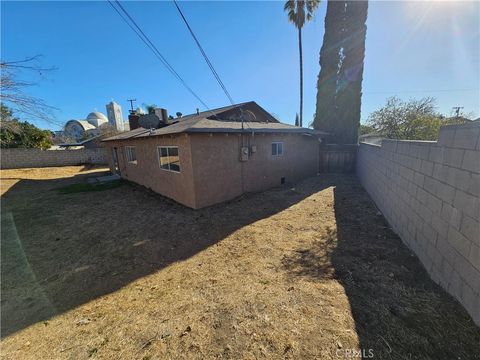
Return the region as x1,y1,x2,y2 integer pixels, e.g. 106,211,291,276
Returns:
1,1,479,130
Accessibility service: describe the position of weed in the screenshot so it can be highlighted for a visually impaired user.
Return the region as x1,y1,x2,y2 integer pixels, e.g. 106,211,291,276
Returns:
88,347,98,357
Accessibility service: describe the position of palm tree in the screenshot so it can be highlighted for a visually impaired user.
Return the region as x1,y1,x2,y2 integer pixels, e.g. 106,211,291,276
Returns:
284,0,320,127
145,104,157,114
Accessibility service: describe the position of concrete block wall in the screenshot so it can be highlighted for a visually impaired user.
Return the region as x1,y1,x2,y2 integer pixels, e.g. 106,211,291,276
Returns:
357,122,480,325
0,148,107,169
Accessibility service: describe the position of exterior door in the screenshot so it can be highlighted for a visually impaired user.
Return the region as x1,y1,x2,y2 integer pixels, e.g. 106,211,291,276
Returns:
112,147,121,175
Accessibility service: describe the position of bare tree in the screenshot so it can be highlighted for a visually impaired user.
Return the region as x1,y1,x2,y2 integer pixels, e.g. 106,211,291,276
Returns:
0,55,59,126
98,123,120,138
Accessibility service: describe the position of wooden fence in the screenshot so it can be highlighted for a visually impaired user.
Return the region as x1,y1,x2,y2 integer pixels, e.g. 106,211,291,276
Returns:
318,144,358,173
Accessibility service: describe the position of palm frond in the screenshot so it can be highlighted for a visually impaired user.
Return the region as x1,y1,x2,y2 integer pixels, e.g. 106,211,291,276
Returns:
284,0,320,29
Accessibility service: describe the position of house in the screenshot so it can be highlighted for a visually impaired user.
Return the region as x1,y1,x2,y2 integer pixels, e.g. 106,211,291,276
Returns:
103,101,324,209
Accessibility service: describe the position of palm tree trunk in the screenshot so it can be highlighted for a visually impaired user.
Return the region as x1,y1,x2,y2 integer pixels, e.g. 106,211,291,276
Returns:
298,27,303,127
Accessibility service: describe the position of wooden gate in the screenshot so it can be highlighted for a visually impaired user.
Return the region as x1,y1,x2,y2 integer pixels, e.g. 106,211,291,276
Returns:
318,144,358,173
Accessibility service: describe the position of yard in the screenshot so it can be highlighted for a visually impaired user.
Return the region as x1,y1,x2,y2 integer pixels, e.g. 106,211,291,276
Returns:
1,166,479,359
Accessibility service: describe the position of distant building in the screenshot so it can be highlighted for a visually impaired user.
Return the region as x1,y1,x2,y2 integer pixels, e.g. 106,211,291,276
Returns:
64,112,109,141
60,102,129,143
106,101,124,132
359,133,384,145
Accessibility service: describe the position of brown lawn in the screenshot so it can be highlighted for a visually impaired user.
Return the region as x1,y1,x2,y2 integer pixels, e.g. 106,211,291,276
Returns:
1,166,479,360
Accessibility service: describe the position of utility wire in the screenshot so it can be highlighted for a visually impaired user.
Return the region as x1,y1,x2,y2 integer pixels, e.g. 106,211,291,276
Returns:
173,0,235,105
172,0,253,132
364,88,479,95
108,1,252,130
170,0,254,132
108,0,211,111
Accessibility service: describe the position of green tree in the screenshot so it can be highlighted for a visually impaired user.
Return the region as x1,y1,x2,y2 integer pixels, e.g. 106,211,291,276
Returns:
359,123,375,135
313,0,344,135
367,96,464,141
1,103,12,121
284,0,320,127
0,105,53,149
0,103,21,133
313,0,368,144
145,104,157,114
335,0,368,144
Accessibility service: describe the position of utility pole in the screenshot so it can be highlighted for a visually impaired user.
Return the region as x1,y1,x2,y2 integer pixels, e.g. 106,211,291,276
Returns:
452,106,464,118
127,99,137,113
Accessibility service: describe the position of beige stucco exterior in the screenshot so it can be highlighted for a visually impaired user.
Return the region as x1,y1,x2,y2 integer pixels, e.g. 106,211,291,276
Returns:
105,132,319,209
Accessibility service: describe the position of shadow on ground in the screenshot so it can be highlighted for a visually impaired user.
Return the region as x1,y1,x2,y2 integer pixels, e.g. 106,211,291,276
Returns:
282,175,480,360
2,170,479,359
0,170,328,337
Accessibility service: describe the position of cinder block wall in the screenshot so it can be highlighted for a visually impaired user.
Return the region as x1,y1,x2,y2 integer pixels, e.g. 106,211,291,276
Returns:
0,148,107,169
357,123,480,325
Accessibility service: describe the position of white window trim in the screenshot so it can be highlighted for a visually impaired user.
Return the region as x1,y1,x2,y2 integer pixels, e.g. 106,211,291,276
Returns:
125,146,137,164
157,146,181,173
272,142,284,156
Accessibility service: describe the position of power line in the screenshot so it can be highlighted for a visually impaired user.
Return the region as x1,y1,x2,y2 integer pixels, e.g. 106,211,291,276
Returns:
364,88,479,95
173,0,234,105
107,0,211,110
108,1,253,131
170,1,254,132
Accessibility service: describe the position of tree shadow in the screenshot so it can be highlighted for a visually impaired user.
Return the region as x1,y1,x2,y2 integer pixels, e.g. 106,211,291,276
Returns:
0,171,330,338
282,175,480,360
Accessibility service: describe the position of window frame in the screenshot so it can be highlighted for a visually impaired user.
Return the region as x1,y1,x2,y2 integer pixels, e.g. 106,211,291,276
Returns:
157,146,181,173
271,142,284,156
125,146,137,164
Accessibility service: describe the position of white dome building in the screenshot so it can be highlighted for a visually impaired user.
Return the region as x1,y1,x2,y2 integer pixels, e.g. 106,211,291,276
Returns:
64,111,109,141
86,112,109,128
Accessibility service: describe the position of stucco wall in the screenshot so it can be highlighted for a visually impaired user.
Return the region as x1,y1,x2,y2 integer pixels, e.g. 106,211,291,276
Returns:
105,132,319,209
104,134,196,208
0,148,107,169
357,123,480,325
189,134,244,208
189,132,319,208
243,133,319,192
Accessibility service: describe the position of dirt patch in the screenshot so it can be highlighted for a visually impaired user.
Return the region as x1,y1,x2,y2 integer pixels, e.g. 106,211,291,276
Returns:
56,180,123,194
1,166,479,359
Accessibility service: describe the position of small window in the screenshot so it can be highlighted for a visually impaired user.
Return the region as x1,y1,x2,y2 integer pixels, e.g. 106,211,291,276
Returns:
272,142,283,156
158,146,181,173
125,146,137,164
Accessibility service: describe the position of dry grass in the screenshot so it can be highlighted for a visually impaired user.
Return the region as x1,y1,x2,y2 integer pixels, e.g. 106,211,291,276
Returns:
1,166,479,360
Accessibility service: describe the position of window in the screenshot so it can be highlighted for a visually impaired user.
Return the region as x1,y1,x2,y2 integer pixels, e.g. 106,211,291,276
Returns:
272,142,283,156
158,146,180,172
125,146,137,164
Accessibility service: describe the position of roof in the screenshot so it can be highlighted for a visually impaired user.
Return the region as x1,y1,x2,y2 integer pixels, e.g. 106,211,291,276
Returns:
87,112,108,121
104,101,326,142
66,119,97,131
58,135,102,147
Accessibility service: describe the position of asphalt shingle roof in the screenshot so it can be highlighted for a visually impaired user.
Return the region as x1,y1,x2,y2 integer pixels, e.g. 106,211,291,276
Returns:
103,101,325,142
